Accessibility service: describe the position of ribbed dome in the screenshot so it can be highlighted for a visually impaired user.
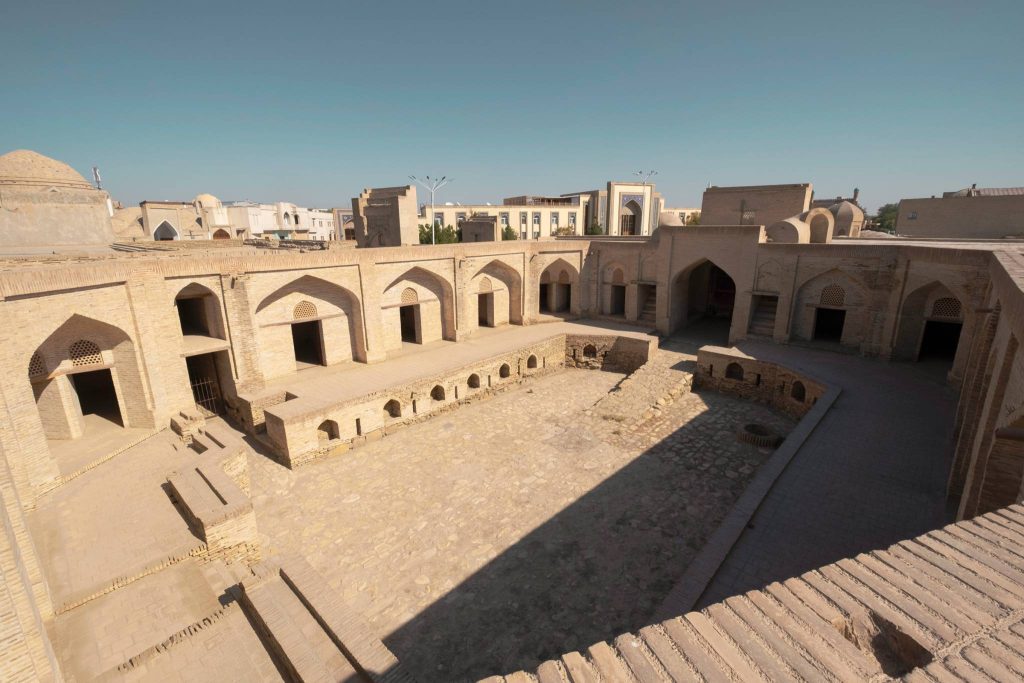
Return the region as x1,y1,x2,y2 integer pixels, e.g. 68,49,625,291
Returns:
0,149,92,189
658,211,684,227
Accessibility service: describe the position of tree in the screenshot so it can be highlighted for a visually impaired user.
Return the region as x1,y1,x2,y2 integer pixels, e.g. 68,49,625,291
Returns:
686,213,701,225
874,203,899,233
419,223,461,244
584,221,604,236
501,225,517,240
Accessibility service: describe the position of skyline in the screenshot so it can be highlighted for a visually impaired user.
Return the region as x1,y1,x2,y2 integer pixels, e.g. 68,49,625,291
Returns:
2,0,1022,214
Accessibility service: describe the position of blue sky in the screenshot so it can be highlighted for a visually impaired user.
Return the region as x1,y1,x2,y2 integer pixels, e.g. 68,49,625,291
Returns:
2,0,1021,212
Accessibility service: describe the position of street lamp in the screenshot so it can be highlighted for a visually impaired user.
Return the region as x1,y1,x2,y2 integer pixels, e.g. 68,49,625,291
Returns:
634,170,658,235
409,175,452,245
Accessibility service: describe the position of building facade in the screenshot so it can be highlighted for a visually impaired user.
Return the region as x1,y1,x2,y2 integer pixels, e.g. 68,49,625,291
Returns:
896,185,1024,238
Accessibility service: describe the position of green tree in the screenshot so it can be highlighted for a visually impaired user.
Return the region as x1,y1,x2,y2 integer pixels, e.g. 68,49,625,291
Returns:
874,203,899,233
584,221,604,236
419,223,461,244
686,213,701,225
501,225,517,240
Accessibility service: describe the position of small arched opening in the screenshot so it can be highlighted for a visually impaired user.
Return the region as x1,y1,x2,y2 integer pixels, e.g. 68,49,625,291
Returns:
468,373,481,389
153,221,178,241
212,228,230,240
583,344,598,358
620,199,642,236
499,363,511,379
672,260,736,341
725,362,744,380
791,381,806,402
431,385,446,401
814,284,847,342
317,420,339,444
383,399,402,419
527,355,538,369
539,260,577,315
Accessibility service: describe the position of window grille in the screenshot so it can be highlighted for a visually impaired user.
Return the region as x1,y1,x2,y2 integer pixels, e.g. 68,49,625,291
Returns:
28,353,46,377
400,288,418,305
931,297,962,320
69,340,102,367
819,284,845,307
293,301,318,319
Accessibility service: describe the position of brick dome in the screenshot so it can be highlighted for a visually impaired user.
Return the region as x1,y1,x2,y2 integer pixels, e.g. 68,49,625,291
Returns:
0,149,92,189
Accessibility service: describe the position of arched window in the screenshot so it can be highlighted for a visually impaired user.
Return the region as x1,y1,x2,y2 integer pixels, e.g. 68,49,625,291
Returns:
401,288,418,305
527,355,538,369
725,362,744,380
468,373,481,389
317,420,339,443
820,284,845,307
791,381,806,402
931,297,962,320
583,344,597,358
431,385,445,401
69,340,103,367
499,363,511,378
28,352,46,378
478,277,493,293
383,399,402,419
293,301,318,320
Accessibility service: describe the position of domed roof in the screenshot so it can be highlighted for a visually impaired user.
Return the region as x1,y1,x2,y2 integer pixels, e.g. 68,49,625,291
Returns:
0,149,92,189
829,200,864,220
194,193,221,208
658,211,684,227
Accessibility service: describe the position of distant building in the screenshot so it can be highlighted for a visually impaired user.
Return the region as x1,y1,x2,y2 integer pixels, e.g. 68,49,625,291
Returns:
896,185,1024,239
351,186,419,247
139,195,335,241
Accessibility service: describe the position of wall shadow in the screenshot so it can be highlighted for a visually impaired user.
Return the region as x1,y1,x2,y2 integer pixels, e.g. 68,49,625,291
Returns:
380,390,788,681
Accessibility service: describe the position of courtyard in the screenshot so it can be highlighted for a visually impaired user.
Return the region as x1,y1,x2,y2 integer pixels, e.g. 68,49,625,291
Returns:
248,362,794,680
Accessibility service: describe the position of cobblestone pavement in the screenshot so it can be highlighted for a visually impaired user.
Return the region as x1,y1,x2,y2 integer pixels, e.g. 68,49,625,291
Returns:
249,364,794,681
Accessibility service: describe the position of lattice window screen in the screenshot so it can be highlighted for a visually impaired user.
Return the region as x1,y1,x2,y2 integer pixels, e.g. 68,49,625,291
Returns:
28,353,45,377
69,340,102,367
819,284,846,307
931,297,962,320
293,301,318,320
400,288,418,305
478,277,492,293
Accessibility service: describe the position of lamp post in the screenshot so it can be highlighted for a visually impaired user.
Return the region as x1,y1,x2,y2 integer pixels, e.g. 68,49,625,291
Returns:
409,175,452,245
634,170,657,235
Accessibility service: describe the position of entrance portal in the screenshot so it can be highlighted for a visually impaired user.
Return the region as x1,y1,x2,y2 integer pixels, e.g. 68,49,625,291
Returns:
399,305,419,343
919,321,962,361
539,284,550,313
478,293,494,327
291,320,324,366
185,352,227,415
814,308,846,342
70,369,123,426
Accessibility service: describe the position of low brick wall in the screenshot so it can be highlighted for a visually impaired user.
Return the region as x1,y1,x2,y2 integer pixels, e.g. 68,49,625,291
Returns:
264,336,565,468
565,333,656,372
692,346,826,418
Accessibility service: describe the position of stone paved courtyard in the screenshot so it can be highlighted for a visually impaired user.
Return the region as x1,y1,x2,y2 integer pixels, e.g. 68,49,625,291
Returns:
249,364,794,681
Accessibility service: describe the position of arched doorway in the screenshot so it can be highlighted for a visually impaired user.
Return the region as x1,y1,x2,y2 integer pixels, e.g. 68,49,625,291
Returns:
620,200,642,236
604,265,627,317
895,282,965,365
153,221,178,241
538,260,577,315
472,260,524,326
382,267,456,351
671,260,736,338
212,228,230,240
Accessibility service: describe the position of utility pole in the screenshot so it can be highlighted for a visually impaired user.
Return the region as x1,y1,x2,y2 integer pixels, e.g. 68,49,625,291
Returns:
409,175,452,244
634,170,657,235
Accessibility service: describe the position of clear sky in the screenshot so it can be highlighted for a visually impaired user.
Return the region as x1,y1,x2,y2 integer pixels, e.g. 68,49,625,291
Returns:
2,0,1021,213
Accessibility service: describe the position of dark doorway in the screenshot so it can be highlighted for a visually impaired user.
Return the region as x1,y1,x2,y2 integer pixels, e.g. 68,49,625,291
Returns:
554,284,571,313
539,284,551,313
919,321,962,361
291,320,324,366
70,369,123,426
814,308,846,342
620,214,636,235
399,305,419,343
478,293,494,327
610,285,626,316
185,352,226,415
176,297,210,336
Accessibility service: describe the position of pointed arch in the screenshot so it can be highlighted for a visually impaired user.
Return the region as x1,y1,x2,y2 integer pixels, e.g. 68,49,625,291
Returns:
669,258,738,335
471,259,524,325
255,274,366,364
383,266,457,345
894,280,967,363
538,258,579,315
174,282,225,339
793,268,871,346
153,221,178,241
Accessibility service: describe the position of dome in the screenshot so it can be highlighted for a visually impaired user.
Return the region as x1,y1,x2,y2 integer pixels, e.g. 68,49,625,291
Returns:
829,201,865,237
658,211,684,227
0,149,92,189
194,193,221,208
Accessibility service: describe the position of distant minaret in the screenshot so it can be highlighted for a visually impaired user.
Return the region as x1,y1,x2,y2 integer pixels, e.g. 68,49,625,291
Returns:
92,166,103,190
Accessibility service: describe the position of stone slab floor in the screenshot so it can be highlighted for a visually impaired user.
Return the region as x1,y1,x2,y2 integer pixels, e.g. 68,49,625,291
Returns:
250,366,794,681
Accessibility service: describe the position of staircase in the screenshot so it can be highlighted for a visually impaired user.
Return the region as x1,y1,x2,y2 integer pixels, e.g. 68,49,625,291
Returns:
638,292,657,325
748,296,778,337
